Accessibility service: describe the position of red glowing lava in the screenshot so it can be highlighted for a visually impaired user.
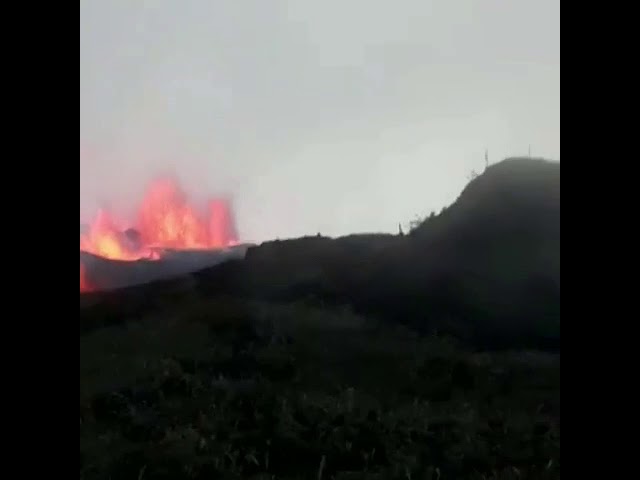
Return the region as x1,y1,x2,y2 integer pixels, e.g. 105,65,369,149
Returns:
80,176,239,291
80,263,93,293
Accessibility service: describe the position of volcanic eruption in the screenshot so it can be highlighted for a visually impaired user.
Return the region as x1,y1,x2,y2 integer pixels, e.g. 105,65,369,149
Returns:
80,176,239,292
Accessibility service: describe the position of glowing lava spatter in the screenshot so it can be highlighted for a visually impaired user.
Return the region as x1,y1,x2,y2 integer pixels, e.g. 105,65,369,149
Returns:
80,177,239,292
80,209,153,261
136,178,211,250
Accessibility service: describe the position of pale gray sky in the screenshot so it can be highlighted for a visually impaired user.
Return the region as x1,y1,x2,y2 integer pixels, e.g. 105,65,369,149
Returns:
80,0,560,242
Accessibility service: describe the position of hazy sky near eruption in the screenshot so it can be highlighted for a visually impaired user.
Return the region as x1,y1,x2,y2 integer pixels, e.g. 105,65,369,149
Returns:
80,0,560,242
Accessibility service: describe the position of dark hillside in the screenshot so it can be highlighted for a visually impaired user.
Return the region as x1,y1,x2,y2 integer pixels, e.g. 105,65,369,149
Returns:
188,158,560,350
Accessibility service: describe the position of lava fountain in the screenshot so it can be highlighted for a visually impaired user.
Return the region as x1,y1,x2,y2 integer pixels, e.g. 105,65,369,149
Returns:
80,176,239,292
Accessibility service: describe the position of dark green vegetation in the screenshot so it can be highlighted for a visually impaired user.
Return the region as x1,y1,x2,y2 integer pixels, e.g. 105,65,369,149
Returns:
80,298,560,479
81,158,560,479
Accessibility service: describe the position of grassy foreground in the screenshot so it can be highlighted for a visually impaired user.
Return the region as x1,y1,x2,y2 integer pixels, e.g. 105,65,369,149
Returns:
80,297,560,480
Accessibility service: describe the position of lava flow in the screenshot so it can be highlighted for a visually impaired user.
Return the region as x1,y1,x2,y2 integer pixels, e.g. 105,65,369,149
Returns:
80,177,239,292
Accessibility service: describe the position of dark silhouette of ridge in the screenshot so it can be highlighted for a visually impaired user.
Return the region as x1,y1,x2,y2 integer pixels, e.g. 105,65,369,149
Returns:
189,157,560,350
363,157,560,349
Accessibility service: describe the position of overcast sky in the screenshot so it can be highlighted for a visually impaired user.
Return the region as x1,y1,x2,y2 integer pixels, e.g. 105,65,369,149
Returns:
80,0,560,242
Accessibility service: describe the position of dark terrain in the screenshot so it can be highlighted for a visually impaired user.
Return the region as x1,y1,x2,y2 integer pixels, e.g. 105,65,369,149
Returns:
80,158,560,479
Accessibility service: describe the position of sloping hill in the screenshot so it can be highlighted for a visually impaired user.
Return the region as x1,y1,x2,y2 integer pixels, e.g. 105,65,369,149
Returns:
410,157,559,280
188,157,560,349
361,157,560,347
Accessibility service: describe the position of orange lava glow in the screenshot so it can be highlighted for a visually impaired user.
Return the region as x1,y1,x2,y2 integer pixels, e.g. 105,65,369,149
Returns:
80,263,93,293
80,176,239,292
